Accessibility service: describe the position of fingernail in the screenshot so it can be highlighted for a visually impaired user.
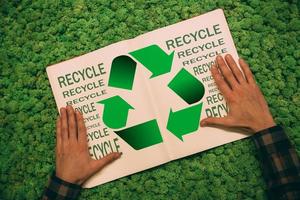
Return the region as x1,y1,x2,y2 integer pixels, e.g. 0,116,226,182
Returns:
217,55,222,60
200,121,207,127
210,64,216,71
116,152,122,158
75,109,81,114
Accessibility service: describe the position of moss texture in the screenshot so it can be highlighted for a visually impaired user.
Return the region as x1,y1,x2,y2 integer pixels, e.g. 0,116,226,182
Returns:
0,0,299,199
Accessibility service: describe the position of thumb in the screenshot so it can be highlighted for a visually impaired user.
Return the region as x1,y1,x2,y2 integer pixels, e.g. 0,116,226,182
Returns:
91,152,122,173
200,117,233,127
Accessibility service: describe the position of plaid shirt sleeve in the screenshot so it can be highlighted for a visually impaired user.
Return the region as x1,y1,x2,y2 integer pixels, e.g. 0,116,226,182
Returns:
252,125,300,200
42,172,81,200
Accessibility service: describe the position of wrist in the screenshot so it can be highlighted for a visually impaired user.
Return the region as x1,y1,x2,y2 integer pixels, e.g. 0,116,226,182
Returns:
252,118,276,133
56,172,84,185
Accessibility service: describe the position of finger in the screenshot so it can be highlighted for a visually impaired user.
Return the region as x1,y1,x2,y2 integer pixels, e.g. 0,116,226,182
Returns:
200,117,233,127
60,107,69,141
211,64,231,98
216,55,238,89
56,116,62,148
91,152,122,172
239,58,255,84
225,54,245,84
76,110,87,147
67,106,77,142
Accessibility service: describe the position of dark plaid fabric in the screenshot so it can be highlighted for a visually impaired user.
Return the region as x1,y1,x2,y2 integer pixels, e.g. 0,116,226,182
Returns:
42,172,81,200
253,126,300,200
42,126,300,200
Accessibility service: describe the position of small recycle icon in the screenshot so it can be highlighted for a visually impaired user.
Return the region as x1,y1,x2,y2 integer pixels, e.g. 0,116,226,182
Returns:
97,45,205,150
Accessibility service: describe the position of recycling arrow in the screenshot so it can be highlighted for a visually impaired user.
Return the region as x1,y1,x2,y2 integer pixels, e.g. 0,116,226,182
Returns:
115,119,163,150
97,95,134,129
168,68,205,104
97,44,206,150
129,45,174,78
167,103,203,141
108,55,137,90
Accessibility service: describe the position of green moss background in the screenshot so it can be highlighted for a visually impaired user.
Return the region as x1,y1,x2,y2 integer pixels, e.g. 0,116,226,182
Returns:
1,0,300,199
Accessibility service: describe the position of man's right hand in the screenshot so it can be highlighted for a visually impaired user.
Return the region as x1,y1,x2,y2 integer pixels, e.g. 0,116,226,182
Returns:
55,106,121,185
200,54,275,133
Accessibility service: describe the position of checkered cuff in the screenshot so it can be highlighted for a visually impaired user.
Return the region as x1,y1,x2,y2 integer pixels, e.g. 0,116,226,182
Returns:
252,125,300,199
42,172,81,200
252,126,293,153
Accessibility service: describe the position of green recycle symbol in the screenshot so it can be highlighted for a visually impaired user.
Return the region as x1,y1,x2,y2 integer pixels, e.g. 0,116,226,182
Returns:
97,45,205,150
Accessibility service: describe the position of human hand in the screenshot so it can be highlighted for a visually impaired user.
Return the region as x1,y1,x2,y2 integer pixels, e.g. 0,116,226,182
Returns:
200,54,275,133
55,106,121,185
